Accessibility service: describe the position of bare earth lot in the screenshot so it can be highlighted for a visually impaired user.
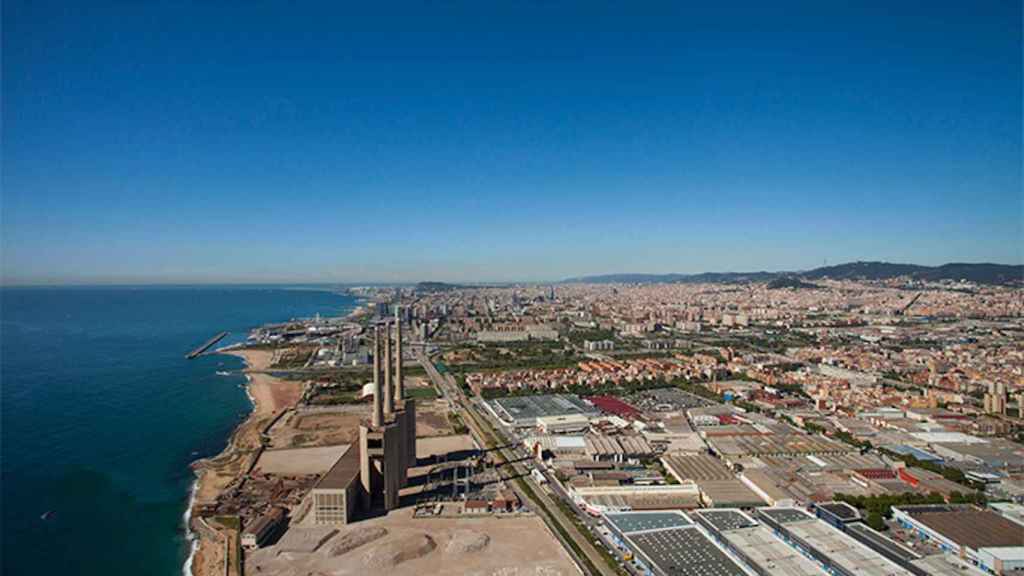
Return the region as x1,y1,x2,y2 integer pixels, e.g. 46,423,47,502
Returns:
247,508,578,576
270,408,366,448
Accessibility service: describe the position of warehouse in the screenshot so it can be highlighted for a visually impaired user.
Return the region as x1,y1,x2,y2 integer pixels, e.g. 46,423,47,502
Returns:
697,480,766,508
693,509,828,576
570,483,701,515
604,510,692,536
536,413,591,434
584,434,655,462
739,469,798,507
488,394,598,428
627,526,750,576
309,444,362,525
891,504,1024,566
241,507,286,550
707,433,854,458
756,508,915,576
661,453,734,482
978,547,1024,575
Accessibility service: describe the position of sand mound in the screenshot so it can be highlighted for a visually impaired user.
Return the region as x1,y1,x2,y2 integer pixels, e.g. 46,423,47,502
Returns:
327,527,388,557
362,533,436,569
445,529,490,554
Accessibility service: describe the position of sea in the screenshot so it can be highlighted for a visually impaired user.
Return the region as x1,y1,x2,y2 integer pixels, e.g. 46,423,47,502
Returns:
0,286,359,575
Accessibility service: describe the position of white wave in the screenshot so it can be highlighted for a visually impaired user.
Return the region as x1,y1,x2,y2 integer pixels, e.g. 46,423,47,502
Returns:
181,477,199,576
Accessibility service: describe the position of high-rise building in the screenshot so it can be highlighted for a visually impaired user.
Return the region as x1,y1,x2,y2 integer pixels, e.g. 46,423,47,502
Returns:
984,381,1008,415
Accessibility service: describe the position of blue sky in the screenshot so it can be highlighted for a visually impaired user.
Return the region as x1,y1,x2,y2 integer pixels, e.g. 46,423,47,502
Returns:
2,1,1020,284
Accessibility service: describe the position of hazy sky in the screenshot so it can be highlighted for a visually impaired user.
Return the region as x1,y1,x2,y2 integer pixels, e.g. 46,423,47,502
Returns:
2,1,1021,284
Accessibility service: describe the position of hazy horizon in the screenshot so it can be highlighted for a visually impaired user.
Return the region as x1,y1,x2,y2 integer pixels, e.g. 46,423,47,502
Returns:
1,258,1020,287
3,2,1021,285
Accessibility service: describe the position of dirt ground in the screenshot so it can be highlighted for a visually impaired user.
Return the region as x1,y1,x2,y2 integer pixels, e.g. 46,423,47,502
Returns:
416,400,457,437
270,409,366,448
247,508,578,576
189,534,224,576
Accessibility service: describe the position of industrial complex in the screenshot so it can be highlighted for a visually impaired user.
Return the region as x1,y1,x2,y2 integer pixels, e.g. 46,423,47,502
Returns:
310,308,417,524
191,280,1024,576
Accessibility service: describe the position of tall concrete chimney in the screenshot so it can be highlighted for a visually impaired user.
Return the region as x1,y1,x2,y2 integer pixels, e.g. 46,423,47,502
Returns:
384,323,394,415
395,306,404,401
372,326,383,428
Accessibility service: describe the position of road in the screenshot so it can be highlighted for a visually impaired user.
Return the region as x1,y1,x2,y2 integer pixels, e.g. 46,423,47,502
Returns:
418,353,620,576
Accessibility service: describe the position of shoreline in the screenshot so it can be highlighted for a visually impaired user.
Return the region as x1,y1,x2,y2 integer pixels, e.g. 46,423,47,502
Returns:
185,347,300,576
181,478,200,576
184,301,362,576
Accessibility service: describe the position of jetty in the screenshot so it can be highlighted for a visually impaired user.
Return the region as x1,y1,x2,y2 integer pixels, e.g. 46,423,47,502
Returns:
186,331,229,359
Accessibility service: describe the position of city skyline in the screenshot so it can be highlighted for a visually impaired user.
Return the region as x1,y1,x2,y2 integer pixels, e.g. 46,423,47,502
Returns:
3,1,1021,284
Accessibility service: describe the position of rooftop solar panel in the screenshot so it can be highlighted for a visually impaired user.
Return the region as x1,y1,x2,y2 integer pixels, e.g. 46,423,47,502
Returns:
605,511,691,534
627,527,748,576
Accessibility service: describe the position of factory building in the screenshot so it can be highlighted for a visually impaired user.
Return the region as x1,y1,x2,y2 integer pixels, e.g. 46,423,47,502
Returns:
311,306,416,523
891,504,1024,570
310,444,362,525
359,309,416,511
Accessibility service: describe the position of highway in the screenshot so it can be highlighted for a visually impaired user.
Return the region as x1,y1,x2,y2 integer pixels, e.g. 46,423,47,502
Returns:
418,353,620,576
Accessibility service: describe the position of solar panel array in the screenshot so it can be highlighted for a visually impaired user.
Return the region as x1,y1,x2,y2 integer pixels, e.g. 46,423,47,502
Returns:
697,510,757,532
628,527,748,576
605,511,691,534
759,508,813,525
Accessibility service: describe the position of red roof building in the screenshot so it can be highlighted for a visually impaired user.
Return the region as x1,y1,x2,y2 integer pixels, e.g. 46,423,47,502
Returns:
587,396,642,419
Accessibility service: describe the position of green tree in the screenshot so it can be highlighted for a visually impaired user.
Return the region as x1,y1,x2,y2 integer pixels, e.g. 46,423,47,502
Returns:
866,511,887,531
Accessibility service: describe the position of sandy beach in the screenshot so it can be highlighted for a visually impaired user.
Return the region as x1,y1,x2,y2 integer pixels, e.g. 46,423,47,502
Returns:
188,347,304,576
224,348,304,415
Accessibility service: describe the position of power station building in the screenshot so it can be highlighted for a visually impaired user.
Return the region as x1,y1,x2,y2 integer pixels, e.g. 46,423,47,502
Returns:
311,306,416,523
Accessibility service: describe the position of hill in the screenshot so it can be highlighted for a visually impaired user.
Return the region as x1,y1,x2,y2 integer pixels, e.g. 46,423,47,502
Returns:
560,271,776,285
563,261,1022,286
766,276,820,290
414,281,467,293
802,261,1022,284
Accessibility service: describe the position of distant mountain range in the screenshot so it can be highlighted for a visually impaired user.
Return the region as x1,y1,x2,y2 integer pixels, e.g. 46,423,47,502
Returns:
562,261,1023,286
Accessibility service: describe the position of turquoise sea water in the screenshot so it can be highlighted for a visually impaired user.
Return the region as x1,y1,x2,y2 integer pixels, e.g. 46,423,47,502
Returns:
1,286,357,575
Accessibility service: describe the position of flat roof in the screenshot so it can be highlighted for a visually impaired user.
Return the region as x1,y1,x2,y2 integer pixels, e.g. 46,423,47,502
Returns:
910,554,987,576
757,507,814,525
899,507,1024,550
815,501,861,521
881,444,944,461
721,525,827,576
604,511,691,534
698,480,766,507
706,433,854,457
584,492,702,511
491,394,597,424
784,519,915,576
846,522,920,562
626,526,749,576
662,453,734,482
693,509,757,532
910,432,987,444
